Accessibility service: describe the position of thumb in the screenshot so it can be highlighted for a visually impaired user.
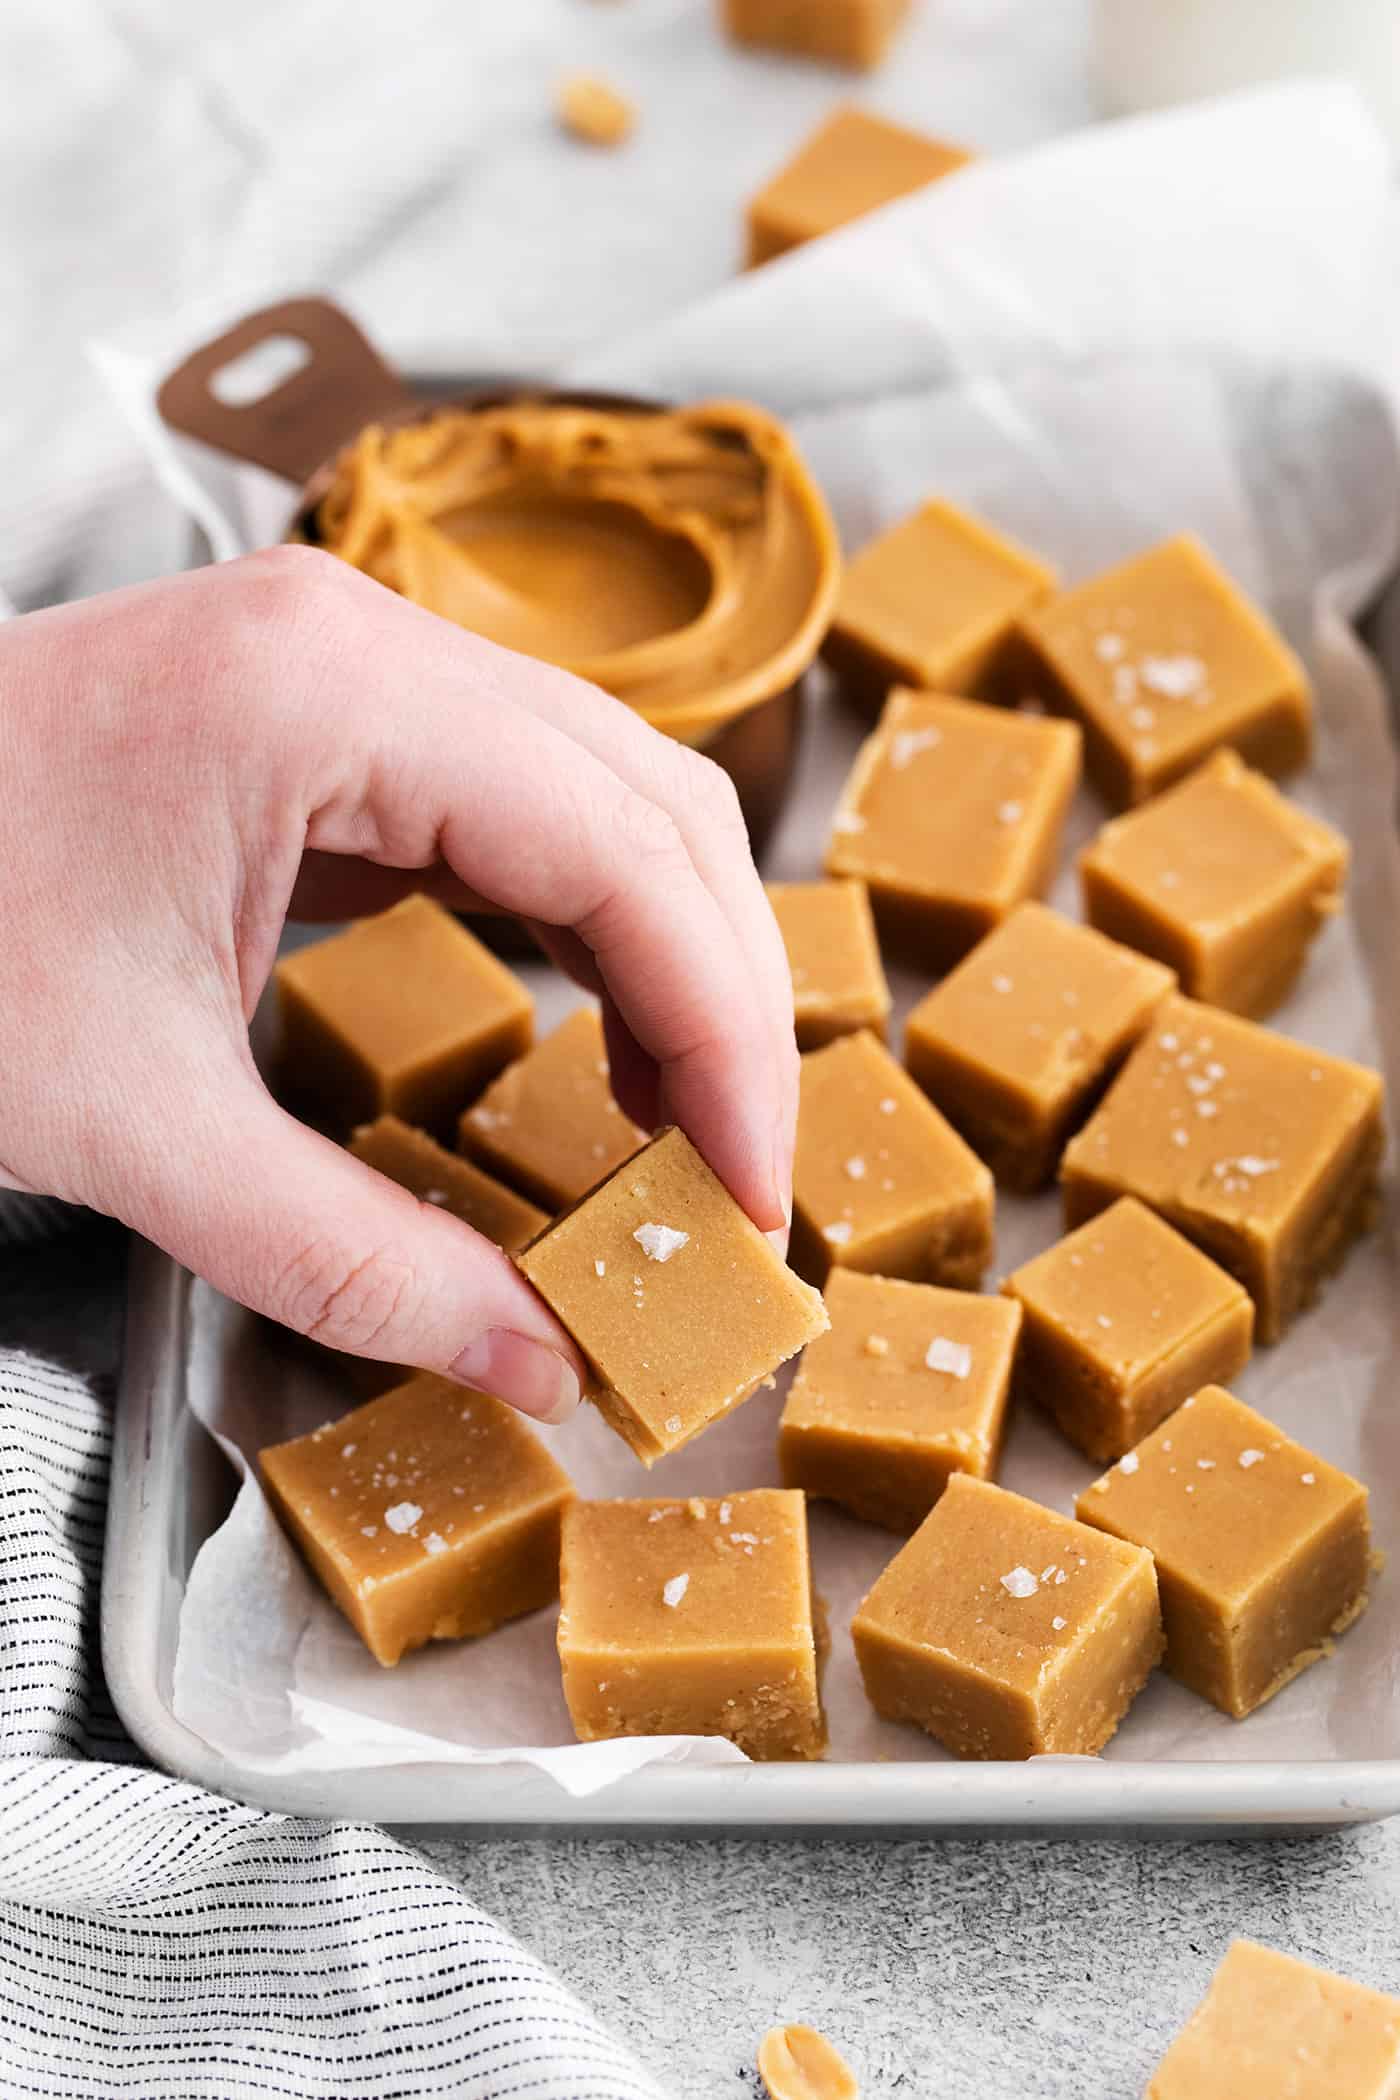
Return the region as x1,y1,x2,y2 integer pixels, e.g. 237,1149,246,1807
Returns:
118,1057,586,1426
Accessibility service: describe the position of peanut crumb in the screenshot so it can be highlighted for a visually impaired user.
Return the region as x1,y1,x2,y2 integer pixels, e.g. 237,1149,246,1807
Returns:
557,71,635,147
757,2023,858,2100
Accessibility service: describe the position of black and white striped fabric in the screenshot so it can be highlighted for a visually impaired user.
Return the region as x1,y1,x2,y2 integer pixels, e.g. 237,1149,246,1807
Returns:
0,1317,666,2097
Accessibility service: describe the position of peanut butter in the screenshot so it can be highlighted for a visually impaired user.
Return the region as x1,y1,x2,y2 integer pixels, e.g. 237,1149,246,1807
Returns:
311,399,840,743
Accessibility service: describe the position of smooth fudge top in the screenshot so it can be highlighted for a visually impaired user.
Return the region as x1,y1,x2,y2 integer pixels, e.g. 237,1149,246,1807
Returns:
1061,993,1383,1233
907,902,1175,1104
1004,1197,1252,1388
559,1490,817,1657
260,1372,572,1598
749,106,972,259
459,1004,646,1211
516,1126,828,1462
1078,1383,1368,1613
826,690,1082,907
1147,1940,1400,2100
276,894,533,1080
854,1472,1157,1699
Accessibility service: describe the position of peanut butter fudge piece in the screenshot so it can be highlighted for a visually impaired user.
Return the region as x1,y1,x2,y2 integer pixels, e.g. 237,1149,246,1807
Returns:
747,107,972,267
767,879,891,1051
276,895,533,1138
350,1115,548,1254
1147,1941,1400,2100
825,692,1081,969
260,1372,574,1667
720,0,911,72
853,1473,1162,1758
780,1270,1021,1531
1078,1385,1372,1718
1015,533,1312,807
1079,751,1347,1017
459,1005,645,1211
516,1127,827,1465
1002,1198,1253,1461
791,1031,994,1289
1061,994,1383,1342
823,499,1055,714
905,903,1175,1192
557,1490,826,1760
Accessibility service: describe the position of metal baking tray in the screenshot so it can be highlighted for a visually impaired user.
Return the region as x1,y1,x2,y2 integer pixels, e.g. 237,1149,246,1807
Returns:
104,565,1400,1832
105,1237,1400,1830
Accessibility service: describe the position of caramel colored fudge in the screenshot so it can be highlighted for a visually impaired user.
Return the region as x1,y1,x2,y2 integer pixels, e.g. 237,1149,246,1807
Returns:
1147,1941,1400,2100
791,1031,994,1289
720,0,911,72
1078,1385,1371,1718
767,879,891,1051
905,903,1175,1192
1061,994,1383,1343
1080,751,1347,1017
747,107,972,267
1015,534,1312,807
1002,1198,1253,1461
459,1005,645,1211
780,1270,1021,1531
350,1115,548,1254
517,1127,828,1465
259,1373,573,1667
823,499,1055,714
825,692,1081,969
853,1474,1162,1759
276,896,533,1138
557,1490,826,1760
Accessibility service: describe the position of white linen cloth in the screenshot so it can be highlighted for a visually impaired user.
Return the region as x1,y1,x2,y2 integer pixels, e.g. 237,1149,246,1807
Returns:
0,1311,665,2100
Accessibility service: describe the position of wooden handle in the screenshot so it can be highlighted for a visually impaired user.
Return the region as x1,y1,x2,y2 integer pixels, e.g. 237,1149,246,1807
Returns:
156,296,414,485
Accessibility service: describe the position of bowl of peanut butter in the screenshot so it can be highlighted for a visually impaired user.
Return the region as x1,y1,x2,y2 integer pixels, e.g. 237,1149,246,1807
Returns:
158,297,841,851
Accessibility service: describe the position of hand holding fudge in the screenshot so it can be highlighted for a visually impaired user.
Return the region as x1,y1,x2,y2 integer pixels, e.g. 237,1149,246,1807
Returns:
0,551,798,1423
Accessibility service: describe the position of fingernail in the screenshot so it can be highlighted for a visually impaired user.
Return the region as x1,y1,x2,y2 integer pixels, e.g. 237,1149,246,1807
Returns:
448,1329,581,1425
766,1223,791,1260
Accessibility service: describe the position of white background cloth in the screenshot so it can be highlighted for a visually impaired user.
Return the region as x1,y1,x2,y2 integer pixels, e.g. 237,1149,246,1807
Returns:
6,3,1400,2096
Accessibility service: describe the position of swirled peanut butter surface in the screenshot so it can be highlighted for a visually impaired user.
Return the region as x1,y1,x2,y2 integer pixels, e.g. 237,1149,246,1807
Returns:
312,399,839,735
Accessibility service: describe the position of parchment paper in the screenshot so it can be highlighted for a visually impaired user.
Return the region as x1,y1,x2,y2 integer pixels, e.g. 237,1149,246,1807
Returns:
114,86,1400,1796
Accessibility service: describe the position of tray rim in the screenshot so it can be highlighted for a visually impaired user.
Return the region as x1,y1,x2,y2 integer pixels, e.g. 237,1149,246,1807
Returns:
104,1239,1400,1832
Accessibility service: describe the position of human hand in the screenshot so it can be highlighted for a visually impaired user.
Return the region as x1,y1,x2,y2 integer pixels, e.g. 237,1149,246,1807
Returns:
0,549,798,1423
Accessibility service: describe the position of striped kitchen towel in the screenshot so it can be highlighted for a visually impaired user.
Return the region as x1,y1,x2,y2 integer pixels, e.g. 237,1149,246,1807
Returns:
0,1336,668,2099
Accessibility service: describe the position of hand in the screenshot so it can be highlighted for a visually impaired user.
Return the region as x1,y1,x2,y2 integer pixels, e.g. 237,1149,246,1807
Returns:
0,549,798,1423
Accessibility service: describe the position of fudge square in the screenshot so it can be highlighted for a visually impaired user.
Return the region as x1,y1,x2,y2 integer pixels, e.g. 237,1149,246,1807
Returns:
825,691,1082,970
747,106,971,268
766,878,891,1051
516,1127,828,1466
822,498,1055,715
779,1271,1022,1532
1001,1198,1253,1462
720,0,911,73
1147,1941,1400,2100
852,1474,1162,1759
790,1031,994,1289
458,1005,646,1211
350,1115,548,1255
259,1373,574,1667
1077,1385,1372,1719
275,894,533,1138
1060,993,1384,1343
557,1490,826,1761
1079,749,1348,1018
904,902,1175,1193
1014,533,1312,808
